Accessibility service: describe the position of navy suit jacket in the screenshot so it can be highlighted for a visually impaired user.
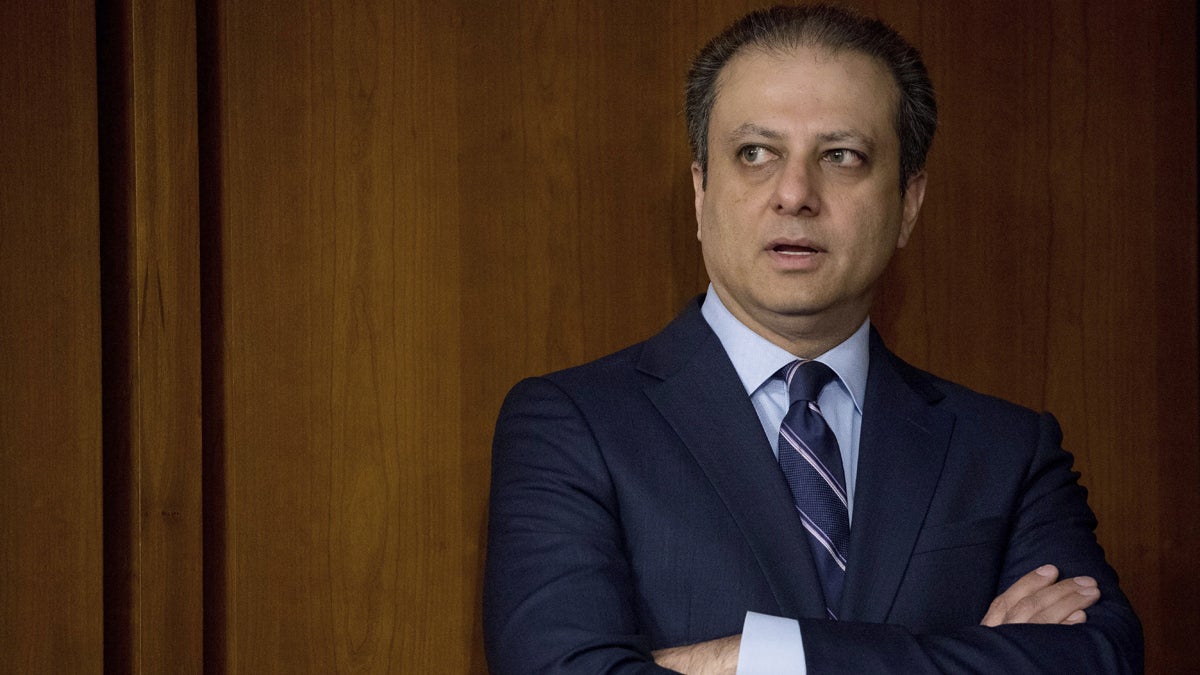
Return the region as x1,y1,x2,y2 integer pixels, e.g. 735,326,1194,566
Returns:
484,298,1142,673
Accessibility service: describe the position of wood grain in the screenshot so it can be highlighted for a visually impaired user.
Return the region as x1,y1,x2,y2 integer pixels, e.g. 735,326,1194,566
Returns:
0,1,104,672
97,0,205,671
206,0,470,669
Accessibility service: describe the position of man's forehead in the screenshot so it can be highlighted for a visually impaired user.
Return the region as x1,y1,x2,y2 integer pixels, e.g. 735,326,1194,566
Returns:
715,43,895,95
709,45,899,134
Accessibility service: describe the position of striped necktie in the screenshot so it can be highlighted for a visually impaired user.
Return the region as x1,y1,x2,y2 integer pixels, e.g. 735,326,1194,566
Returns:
778,359,849,620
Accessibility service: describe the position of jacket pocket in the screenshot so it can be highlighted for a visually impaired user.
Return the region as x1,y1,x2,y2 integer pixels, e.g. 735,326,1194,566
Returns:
911,515,1007,554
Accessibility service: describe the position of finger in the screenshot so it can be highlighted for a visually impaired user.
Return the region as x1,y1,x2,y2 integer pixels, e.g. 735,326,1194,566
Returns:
1006,576,1097,623
1063,609,1087,625
981,565,1059,627
998,576,1101,625
1027,577,1100,624
1003,578,1082,623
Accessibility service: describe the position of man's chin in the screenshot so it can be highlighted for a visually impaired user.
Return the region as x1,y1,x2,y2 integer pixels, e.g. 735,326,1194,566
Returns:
763,298,872,331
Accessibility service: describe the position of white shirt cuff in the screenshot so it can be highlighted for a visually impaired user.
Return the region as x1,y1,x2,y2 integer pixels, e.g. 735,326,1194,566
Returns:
736,611,806,674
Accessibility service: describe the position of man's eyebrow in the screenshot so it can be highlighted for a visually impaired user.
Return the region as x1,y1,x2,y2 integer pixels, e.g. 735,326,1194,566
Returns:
724,125,879,153
816,130,877,152
725,123,785,143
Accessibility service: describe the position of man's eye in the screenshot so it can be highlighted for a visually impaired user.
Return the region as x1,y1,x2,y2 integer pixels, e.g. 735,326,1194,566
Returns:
824,149,865,167
738,145,773,165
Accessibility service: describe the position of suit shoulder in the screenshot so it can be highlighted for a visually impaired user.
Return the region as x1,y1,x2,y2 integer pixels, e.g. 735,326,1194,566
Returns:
546,341,648,387
500,340,650,409
883,347,1045,424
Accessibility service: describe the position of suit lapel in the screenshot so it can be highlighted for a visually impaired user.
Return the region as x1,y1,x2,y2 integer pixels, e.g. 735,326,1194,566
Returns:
639,301,827,620
840,331,955,622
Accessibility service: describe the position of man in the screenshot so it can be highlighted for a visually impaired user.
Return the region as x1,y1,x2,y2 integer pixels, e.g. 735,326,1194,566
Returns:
483,5,1142,673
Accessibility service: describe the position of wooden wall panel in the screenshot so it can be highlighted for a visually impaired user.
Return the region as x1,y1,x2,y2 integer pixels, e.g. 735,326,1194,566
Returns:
0,1,104,672
207,2,338,668
206,0,474,670
98,0,204,671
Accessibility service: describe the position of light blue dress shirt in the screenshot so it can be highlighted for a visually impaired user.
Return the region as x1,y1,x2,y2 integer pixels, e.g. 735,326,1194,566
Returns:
700,287,870,674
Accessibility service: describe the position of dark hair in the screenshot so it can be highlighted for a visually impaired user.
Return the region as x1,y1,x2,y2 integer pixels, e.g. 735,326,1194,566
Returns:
685,3,937,192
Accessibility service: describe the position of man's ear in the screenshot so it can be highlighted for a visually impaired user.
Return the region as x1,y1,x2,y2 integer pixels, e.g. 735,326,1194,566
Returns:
691,161,705,241
898,170,927,248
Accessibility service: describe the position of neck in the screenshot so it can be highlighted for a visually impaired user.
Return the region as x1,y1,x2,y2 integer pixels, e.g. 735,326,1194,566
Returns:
764,319,864,360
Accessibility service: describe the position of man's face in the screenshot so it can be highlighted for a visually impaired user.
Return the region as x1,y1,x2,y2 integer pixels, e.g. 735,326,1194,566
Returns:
693,46,926,352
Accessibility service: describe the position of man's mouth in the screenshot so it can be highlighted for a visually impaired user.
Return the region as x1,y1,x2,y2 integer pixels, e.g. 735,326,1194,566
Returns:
770,240,822,255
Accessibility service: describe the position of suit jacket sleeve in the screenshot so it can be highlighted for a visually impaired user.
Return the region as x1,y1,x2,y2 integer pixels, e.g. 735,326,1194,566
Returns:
799,412,1143,673
484,376,676,674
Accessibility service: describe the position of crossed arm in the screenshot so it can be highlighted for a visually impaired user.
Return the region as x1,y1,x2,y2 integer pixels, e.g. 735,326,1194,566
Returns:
484,377,1143,674
653,564,1102,674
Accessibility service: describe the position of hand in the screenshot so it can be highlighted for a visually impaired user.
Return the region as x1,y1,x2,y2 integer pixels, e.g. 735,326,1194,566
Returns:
981,564,1100,627
652,634,741,675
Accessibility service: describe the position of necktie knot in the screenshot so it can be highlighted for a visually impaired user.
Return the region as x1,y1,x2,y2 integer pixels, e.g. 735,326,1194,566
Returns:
783,359,837,406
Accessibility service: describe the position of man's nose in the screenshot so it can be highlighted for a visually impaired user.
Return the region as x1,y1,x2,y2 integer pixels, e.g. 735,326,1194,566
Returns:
772,159,822,216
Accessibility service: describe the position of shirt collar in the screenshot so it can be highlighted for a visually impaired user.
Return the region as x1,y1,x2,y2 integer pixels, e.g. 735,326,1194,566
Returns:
700,285,869,414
